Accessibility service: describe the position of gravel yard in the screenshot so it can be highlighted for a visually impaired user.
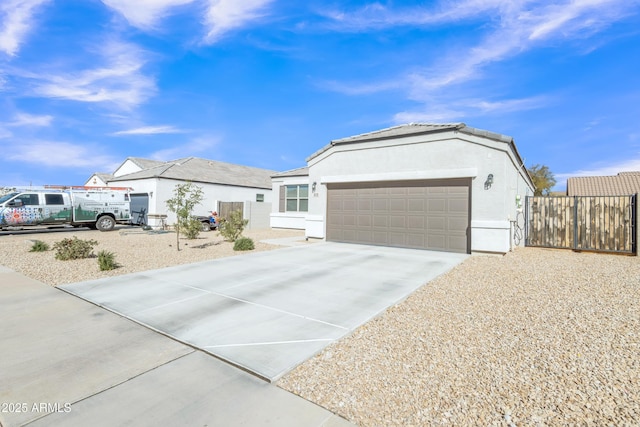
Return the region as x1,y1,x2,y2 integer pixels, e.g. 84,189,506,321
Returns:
0,227,306,286
279,248,640,426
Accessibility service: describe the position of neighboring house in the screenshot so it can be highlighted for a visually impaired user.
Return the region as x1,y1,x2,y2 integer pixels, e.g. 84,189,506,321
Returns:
566,172,640,196
86,157,275,227
271,123,535,254
86,173,114,187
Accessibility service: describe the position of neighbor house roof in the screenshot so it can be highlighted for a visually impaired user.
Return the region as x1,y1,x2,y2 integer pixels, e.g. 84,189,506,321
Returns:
109,157,276,189
89,173,114,182
566,172,640,196
271,166,309,178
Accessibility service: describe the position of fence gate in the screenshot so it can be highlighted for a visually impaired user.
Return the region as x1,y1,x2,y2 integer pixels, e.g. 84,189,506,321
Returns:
218,201,244,220
525,195,636,254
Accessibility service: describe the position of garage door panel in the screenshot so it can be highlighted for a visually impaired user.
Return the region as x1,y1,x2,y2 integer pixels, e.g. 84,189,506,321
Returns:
449,236,468,253
373,199,388,210
327,180,470,253
407,216,425,229
389,215,406,228
358,215,372,227
427,235,446,250
408,199,425,212
358,199,372,210
389,199,406,211
427,199,446,213
449,199,468,212
373,216,388,227
388,233,406,246
406,234,426,247
427,216,445,230
357,231,373,243
343,215,356,227
373,231,388,244
448,217,468,230
343,199,357,211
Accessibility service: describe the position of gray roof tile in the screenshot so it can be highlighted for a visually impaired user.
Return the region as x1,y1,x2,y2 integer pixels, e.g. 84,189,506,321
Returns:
109,157,275,189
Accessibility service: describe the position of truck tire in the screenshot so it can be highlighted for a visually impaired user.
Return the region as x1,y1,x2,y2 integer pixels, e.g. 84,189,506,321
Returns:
200,221,210,232
96,215,116,232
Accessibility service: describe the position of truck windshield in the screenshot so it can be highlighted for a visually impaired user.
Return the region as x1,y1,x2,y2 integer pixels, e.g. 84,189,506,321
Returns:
0,193,18,204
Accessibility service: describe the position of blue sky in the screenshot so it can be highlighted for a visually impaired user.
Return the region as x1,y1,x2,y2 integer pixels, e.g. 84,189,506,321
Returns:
1,0,639,190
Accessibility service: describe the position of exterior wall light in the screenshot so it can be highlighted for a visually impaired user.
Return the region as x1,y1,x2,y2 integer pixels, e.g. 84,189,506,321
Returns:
484,174,494,190
312,182,317,192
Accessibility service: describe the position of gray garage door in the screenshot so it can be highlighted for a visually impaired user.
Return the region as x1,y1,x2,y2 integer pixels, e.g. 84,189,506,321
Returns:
327,179,470,253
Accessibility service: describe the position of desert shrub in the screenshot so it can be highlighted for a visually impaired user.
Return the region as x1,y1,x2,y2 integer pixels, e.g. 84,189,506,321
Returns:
183,217,204,240
29,240,50,252
233,237,255,251
53,237,98,260
218,210,248,242
97,250,118,271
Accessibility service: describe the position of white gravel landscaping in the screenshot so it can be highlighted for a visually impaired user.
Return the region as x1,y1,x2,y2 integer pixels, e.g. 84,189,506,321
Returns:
0,227,307,286
279,248,640,426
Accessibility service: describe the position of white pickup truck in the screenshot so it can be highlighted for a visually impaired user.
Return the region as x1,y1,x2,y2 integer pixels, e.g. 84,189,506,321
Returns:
0,186,134,231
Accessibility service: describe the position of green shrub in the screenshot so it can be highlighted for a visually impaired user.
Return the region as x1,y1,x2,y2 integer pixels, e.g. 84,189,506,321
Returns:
233,237,255,251
183,217,203,240
219,210,248,242
29,240,50,252
97,250,119,271
53,237,98,260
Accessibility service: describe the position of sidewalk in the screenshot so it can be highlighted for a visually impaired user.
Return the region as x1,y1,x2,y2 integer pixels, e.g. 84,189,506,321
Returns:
0,266,353,427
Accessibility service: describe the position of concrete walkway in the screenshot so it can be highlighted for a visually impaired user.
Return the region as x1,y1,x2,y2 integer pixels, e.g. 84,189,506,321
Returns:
61,242,467,381
0,266,353,427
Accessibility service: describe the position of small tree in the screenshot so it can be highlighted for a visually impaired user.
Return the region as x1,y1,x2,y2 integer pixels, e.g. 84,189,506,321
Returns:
528,164,557,196
165,182,204,250
218,210,248,242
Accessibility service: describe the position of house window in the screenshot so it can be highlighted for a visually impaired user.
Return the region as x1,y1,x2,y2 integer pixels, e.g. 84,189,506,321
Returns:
286,185,308,212
256,193,264,202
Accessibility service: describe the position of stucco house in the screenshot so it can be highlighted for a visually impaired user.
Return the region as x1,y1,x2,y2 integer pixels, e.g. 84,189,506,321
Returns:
86,157,275,227
271,123,535,254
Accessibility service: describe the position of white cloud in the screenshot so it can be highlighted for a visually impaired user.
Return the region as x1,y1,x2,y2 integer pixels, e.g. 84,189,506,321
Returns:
150,135,221,160
322,0,639,95
29,40,156,109
0,127,12,138
101,0,195,30
8,112,53,127
392,95,547,124
557,158,640,181
203,0,275,43
0,0,49,56
6,140,119,170
112,125,184,136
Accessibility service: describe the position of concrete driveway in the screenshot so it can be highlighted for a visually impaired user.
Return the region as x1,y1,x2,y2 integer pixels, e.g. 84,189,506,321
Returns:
61,242,466,381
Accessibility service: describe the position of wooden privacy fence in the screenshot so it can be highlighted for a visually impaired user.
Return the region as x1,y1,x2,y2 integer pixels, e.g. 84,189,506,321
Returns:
218,201,244,220
525,195,636,254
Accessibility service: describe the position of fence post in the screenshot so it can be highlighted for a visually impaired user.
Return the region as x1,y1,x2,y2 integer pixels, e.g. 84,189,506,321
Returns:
573,196,578,250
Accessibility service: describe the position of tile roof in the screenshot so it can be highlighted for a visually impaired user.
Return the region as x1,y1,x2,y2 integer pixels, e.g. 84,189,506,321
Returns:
109,157,276,189
307,122,516,162
271,166,309,178
566,172,640,196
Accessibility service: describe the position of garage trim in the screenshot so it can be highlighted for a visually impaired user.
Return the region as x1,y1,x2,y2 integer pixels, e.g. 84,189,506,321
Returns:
320,168,478,184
